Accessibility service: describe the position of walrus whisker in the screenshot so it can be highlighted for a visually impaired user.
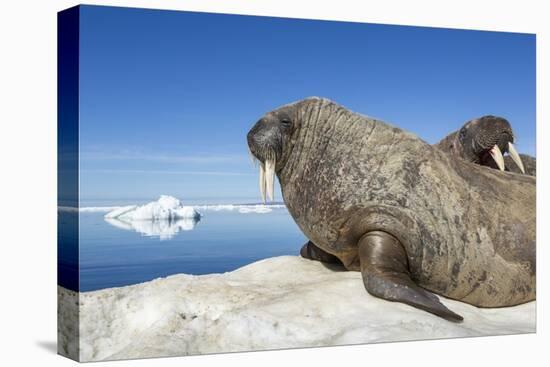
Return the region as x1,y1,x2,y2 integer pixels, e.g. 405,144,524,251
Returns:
248,147,258,167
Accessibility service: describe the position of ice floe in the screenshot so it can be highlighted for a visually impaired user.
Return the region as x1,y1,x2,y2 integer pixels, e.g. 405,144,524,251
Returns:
104,196,201,221
101,196,201,239
59,256,536,362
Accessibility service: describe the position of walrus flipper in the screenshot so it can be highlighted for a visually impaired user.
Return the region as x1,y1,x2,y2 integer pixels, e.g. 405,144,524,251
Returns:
358,231,463,322
300,241,342,264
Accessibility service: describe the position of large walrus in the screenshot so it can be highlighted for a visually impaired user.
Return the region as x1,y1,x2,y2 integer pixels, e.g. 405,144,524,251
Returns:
435,115,536,176
247,97,536,321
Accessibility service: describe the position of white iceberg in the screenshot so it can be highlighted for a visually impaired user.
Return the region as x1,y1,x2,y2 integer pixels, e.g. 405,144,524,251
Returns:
102,196,201,239
104,196,201,221
58,256,535,362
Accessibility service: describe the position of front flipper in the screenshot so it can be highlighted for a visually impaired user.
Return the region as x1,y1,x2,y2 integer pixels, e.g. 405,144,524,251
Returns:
358,230,463,322
300,240,342,264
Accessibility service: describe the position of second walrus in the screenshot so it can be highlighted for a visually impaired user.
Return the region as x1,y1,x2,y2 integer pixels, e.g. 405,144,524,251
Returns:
435,115,536,176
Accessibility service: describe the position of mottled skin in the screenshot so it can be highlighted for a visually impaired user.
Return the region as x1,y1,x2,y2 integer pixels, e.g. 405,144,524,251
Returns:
247,97,536,321
504,154,536,176
435,116,536,176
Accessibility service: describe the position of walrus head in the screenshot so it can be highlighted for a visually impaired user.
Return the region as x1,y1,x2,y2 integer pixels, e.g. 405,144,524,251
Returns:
247,100,303,202
459,115,525,173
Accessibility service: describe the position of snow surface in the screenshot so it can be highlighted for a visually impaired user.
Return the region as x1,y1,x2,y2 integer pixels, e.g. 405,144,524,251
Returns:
59,256,535,362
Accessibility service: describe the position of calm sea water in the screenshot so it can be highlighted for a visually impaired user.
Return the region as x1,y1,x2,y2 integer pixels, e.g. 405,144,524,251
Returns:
73,204,306,291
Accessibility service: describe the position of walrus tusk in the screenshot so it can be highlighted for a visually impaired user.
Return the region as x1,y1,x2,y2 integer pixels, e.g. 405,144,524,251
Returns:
489,145,505,171
259,162,266,203
508,142,525,174
265,159,275,201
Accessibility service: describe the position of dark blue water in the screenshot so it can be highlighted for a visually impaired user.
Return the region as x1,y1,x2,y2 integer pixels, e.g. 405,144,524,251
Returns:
77,207,306,291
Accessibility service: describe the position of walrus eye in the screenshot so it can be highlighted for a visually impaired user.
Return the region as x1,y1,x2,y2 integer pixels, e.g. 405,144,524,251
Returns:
458,127,467,144
280,118,292,127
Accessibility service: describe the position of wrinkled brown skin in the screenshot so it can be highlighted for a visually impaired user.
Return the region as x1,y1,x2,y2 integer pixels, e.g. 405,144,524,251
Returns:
435,118,536,176
249,97,535,320
478,153,536,176
502,154,536,176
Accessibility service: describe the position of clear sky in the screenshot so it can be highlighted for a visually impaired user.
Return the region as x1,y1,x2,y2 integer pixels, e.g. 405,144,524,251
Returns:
78,5,536,203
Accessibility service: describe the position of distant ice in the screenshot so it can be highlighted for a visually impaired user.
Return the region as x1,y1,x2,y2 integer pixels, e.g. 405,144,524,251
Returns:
77,199,286,215
238,206,272,214
59,206,122,213
105,196,201,221
194,203,286,214
102,205,138,218
101,196,201,239
82,206,127,213
60,256,536,362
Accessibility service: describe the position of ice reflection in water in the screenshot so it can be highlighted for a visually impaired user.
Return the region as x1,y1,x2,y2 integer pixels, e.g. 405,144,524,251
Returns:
104,216,200,240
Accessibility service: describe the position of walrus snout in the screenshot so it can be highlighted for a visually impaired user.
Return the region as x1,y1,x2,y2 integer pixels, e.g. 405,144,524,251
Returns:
247,117,283,161
247,114,287,203
458,116,524,173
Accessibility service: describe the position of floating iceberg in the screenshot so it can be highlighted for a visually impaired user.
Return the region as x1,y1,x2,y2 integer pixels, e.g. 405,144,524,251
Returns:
103,196,201,239
58,256,535,362
104,195,201,221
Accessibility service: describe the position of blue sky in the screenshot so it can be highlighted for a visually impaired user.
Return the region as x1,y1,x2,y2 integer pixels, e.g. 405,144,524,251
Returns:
78,5,536,203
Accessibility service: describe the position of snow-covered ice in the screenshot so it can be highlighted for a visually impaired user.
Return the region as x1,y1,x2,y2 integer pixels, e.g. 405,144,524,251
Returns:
58,256,536,362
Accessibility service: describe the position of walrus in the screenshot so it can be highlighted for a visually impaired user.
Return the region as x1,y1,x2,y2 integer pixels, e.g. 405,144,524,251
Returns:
435,115,536,176
247,97,536,321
